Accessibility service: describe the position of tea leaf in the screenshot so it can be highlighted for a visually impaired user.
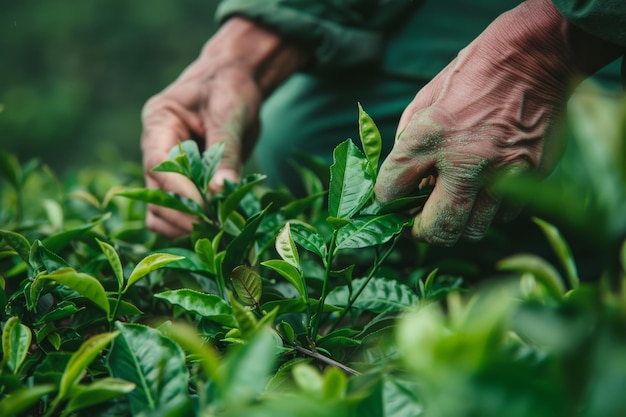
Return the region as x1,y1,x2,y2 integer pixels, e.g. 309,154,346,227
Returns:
375,194,429,215
154,289,236,326
293,364,324,397
328,139,374,219
261,298,341,316
230,294,258,337
335,214,411,253
117,188,204,217
33,352,71,385
423,268,439,295
2,317,32,374
149,247,210,273
151,160,185,176
280,191,327,219
355,375,423,417
289,222,328,260
262,259,306,298
173,140,205,192
56,332,120,404
29,240,70,276
497,254,565,299
34,301,82,325
221,207,268,281
202,141,225,192
327,216,352,229
331,264,354,288
124,253,185,293
0,229,30,263
276,222,300,271
533,217,580,289
65,378,135,414
33,268,110,315
222,327,280,405
96,238,124,290
109,323,189,415
195,238,216,274
102,185,127,209
165,322,222,384
358,103,382,178
42,212,111,253
0,385,56,417
326,277,418,313
43,199,63,231
322,367,348,401
277,321,295,344
69,190,101,209
219,173,267,224
317,328,361,350
109,299,143,316
230,265,262,306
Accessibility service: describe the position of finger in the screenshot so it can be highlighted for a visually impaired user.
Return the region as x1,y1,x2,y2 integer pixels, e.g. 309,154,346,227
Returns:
375,114,450,203
490,161,530,223
462,190,501,242
204,84,260,193
412,173,479,246
141,95,205,173
375,147,435,204
144,173,200,233
141,97,205,200
146,208,191,238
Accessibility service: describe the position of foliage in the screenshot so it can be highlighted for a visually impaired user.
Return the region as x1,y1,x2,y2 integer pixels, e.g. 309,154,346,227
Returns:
0,97,625,417
2,1,218,172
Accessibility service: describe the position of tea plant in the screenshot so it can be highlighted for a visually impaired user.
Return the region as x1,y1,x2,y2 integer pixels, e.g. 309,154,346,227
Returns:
1,96,625,417
116,104,430,362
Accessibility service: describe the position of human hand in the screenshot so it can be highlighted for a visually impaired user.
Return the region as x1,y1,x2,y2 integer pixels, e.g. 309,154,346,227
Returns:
141,17,309,237
375,0,623,246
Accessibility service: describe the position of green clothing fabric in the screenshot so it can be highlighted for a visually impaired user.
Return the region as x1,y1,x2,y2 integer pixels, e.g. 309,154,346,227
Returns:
552,0,626,47
215,0,415,68
216,0,624,191
216,0,624,79
255,71,425,192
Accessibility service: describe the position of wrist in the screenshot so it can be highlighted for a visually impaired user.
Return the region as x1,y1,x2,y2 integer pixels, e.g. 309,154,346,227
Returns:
495,0,623,81
198,17,311,95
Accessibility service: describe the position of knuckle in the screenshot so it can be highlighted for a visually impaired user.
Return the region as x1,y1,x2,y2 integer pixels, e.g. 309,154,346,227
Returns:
145,211,161,233
141,95,165,120
463,226,487,242
413,219,463,247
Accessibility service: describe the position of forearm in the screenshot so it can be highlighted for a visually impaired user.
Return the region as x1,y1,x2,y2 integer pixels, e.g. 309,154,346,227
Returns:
506,0,624,79
183,17,311,96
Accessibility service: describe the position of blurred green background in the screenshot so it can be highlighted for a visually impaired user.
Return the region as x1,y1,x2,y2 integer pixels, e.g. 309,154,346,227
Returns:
1,1,218,172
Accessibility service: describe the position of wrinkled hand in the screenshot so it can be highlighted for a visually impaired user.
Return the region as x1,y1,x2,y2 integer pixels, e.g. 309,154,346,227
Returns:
375,0,623,246
141,57,262,237
141,18,308,237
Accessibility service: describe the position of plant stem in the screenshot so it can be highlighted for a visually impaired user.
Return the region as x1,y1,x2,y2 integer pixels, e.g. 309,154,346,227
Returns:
330,234,401,332
109,290,124,330
292,344,360,376
43,399,60,417
310,230,337,341
216,265,227,301
301,270,312,327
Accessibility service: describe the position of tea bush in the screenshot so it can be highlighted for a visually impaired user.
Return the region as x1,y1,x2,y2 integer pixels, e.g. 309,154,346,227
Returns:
1,96,625,417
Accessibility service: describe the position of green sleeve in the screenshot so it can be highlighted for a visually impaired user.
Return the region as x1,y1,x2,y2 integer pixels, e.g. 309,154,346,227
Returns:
551,0,626,47
214,0,416,68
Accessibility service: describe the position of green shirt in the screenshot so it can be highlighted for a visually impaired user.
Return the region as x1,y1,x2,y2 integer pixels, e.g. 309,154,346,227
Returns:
216,0,624,82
